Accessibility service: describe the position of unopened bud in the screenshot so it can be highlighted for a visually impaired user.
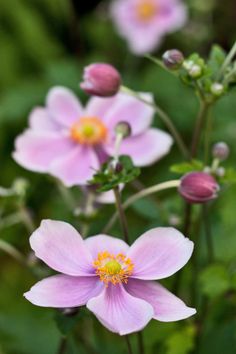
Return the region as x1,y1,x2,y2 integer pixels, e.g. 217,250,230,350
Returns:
80,63,121,97
115,121,131,138
179,172,219,204
215,167,225,178
212,142,229,161
162,49,184,70
189,64,202,78
60,307,79,317
107,159,123,174
211,82,224,97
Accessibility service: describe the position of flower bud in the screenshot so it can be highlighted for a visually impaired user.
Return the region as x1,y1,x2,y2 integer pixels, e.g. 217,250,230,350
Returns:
215,167,225,178
212,142,230,161
189,64,202,78
107,159,123,174
115,121,132,138
179,172,219,204
210,82,224,97
60,307,80,317
162,49,184,70
80,63,121,97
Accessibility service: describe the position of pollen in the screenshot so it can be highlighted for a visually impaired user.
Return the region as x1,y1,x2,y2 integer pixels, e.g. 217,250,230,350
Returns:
136,1,157,21
93,251,134,286
70,117,107,145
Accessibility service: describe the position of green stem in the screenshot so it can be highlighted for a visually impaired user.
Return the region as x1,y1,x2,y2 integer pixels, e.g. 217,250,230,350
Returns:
57,337,67,354
202,204,214,263
104,180,180,233
191,101,210,158
144,54,178,77
0,239,26,265
121,86,189,159
218,40,236,78
19,205,35,233
137,332,145,354
125,336,134,354
113,186,130,244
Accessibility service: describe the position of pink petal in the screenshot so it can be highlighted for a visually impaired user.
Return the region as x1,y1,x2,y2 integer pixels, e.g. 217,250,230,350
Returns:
29,107,61,132
24,274,103,308
103,92,154,136
49,145,99,187
125,279,196,322
104,128,173,166
13,130,74,172
84,96,117,118
127,227,194,280
87,284,154,335
47,86,83,127
85,235,129,259
30,220,94,276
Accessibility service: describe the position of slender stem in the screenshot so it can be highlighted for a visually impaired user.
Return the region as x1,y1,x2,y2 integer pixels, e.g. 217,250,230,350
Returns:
18,205,35,233
113,186,130,244
202,204,214,263
137,332,145,354
218,40,236,78
125,336,133,354
191,101,210,158
57,337,67,354
104,180,180,233
144,54,178,77
0,239,26,265
121,86,189,159
204,111,213,164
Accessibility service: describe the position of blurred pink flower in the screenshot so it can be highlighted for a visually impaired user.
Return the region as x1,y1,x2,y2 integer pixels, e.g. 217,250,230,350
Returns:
24,220,196,335
110,0,187,55
13,87,173,186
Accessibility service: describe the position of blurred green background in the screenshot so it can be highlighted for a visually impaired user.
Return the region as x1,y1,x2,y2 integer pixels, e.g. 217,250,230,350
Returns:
0,0,236,353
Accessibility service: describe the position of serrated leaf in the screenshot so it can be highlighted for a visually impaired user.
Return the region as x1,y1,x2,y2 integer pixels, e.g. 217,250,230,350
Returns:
170,160,203,174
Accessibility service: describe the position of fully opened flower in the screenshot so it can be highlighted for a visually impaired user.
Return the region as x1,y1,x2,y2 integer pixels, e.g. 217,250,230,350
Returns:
24,220,196,335
13,87,173,187
110,0,187,55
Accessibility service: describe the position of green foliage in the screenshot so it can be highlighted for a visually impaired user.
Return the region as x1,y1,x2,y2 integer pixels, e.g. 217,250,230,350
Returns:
170,160,204,174
165,325,196,354
208,45,227,77
90,155,140,192
199,264,231,298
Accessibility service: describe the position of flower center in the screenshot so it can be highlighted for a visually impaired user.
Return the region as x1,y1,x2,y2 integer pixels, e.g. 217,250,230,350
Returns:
93,251,134,286
70,117,107,145
136,1,157,21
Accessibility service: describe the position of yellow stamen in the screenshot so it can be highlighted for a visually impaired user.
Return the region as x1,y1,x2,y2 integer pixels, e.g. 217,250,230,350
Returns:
93,251,134,286
136,1,157,21
70,117,107,145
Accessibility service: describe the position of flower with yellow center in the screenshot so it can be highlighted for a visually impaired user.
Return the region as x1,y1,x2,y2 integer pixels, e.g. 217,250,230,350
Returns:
93,251,134,286
70,117,108,145
136,0,157,21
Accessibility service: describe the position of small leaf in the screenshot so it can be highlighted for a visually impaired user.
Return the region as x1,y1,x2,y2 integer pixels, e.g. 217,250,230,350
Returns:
170,160,203,174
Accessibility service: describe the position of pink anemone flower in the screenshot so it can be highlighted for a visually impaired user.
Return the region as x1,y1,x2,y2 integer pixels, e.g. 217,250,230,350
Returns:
13,87,173,187
110,0,187,55
24,220,196,335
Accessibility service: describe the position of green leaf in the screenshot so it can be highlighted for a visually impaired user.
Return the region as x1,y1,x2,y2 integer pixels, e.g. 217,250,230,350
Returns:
221,168,236,184
170,160,204,174
199,264,231,298
54,310,81,335
165,325,196,354
131,199,159,220
90,155,141,192
208,45,227,76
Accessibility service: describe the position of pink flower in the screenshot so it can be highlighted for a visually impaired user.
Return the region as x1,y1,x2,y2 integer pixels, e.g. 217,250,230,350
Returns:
24,220,196,335
13,87,173,186
110,0,187,55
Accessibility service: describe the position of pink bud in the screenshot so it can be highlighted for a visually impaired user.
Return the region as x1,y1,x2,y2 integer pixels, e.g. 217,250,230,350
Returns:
179,172,219,204
80,63,121,97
